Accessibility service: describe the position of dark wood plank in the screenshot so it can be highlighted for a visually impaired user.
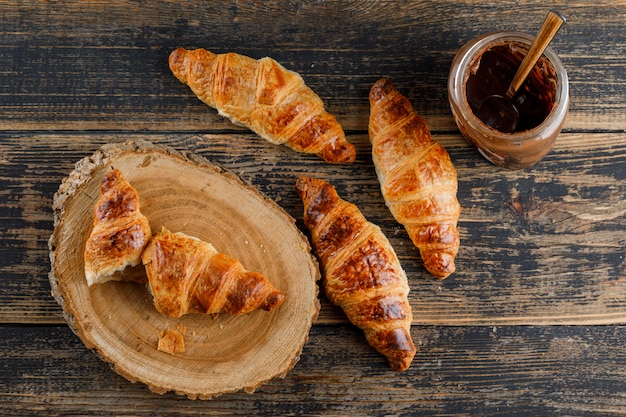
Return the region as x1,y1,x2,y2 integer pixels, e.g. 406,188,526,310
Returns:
1,1,625,415
0,1,624,132
2,131,626,325
2,324,626,416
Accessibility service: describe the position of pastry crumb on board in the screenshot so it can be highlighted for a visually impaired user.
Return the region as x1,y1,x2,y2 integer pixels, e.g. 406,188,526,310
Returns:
157,325,187,355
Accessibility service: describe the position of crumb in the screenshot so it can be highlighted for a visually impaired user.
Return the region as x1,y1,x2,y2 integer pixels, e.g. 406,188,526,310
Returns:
157,327,186,355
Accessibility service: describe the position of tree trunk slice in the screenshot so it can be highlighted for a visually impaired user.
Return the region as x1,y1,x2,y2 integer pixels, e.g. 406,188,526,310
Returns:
48,139,320,399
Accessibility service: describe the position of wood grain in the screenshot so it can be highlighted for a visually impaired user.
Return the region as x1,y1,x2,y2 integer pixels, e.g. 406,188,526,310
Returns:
48,140,320,398
2,131,626,326
0,1,624,132
2,0,626,414
2,324,626,416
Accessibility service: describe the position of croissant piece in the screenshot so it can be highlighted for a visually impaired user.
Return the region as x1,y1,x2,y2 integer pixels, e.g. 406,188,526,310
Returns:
84,168,152,286
169,47,356,163
296,176,415,372
157,326,186,355
368,78,461,279
141,227,284,318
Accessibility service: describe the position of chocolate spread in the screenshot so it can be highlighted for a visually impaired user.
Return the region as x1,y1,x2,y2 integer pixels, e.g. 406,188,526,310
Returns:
465,42,557,132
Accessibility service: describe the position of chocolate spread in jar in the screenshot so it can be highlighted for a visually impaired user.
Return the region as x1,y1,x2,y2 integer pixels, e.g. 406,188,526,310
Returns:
465,42,558,132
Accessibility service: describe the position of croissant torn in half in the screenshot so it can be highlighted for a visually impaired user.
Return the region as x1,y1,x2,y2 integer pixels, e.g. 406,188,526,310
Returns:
84,168,152,286
296,176,416,372
368,78,461,279
141,227,285,318
169,47,356,163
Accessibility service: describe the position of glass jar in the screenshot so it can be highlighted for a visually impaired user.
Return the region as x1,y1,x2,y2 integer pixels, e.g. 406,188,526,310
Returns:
448,32,569,169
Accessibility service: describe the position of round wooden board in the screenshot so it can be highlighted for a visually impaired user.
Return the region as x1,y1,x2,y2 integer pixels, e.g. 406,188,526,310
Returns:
48,139,320,399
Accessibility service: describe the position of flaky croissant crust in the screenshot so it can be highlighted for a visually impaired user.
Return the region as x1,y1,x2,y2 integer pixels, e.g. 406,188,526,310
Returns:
369,78,461,279
83,168,152,286
142,227,284,318
296,176,416,372
169,47,356,164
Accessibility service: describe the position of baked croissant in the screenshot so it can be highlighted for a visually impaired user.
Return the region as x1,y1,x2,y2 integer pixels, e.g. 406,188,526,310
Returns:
368,78,461,279
84,168,152,286
169,47,356,163
141,227,284,318
296,176,416,372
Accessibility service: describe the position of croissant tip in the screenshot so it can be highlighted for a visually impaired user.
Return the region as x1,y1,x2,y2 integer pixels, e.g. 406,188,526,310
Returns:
434,272,454,280
385,343,416,372
428,265,455,280
262,291,285,312
169,47,186,62
295,176,309,194
369,328,416,372
389,359,413,372
169,48,190,80
369,78,396,102
295,176,331,198
424,254,457,280
331,144,357,164
374,77,393,87
388,344,416,372
314,123,356,164
321,151,356,164
295,175,319,193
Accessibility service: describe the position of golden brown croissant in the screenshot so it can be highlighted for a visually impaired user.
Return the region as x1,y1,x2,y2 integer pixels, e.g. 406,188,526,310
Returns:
141,227,284,318
84,168,152,286
368,78,461,279
295,176,415,372
169,47,356,163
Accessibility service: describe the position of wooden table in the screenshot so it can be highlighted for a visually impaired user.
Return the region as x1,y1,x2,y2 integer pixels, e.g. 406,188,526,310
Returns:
2,1,626,415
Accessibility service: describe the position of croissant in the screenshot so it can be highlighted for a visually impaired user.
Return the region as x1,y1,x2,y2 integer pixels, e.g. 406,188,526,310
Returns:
84,168,152,286
169,47,356,163
296,176,415,372
368,78,461,279
141,227,284,318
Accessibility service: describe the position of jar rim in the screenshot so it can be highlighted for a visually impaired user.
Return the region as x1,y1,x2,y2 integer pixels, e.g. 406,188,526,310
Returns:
449,31,569,142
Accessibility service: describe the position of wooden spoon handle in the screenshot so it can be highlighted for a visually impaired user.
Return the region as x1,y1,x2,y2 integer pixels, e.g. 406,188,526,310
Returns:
506,10,566,99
